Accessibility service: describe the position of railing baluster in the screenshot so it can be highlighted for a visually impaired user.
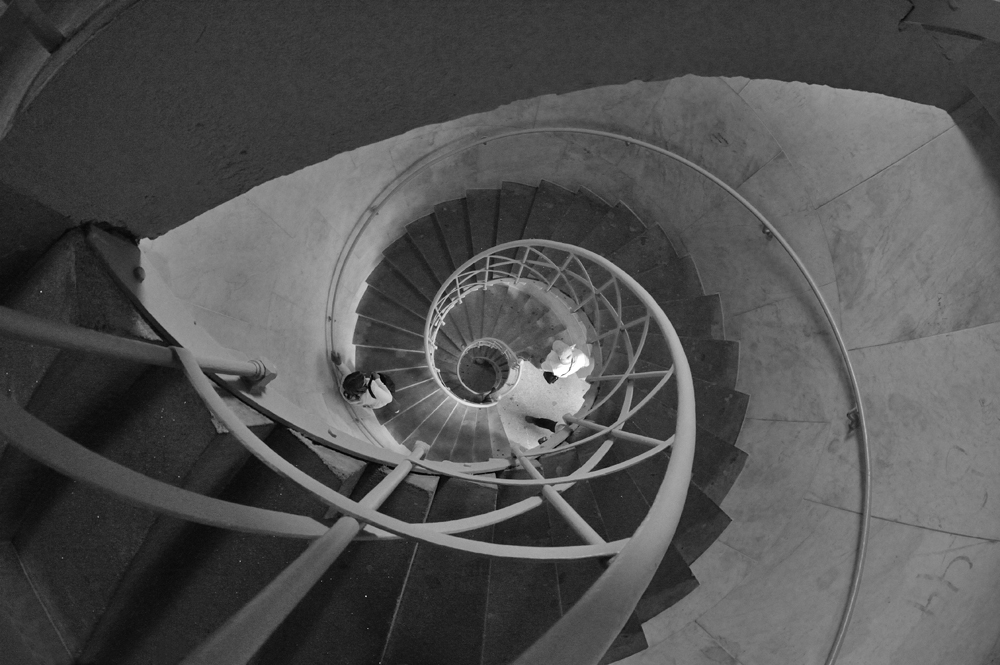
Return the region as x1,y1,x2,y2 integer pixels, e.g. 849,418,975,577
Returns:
545,254,575,291
181,442,431,665
587,368,674,383
563,415,666,448
12,0,65,52
572,277,614,313
512,444,606,546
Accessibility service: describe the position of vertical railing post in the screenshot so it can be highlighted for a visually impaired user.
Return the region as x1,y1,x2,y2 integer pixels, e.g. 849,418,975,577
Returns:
511,444,606,546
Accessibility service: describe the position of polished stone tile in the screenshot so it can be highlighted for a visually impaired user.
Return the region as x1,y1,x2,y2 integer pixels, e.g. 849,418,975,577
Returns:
641,540,753,646
741,79,955,207
389,96,539,173
617,620,738,665
533,80,669,140
729,282,853,426
613,143,731,248
698,501,1000,665
681,153,836,317
145,195,297,325
808,322,1000,539
643,76,782,188
719,419,829,561
819,120,1000,350
189,303,254,357
720,76,750,94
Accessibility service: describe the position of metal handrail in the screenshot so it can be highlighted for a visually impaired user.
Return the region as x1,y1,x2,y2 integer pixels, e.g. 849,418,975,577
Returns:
0,304,276,387
330,125,870,665
424,242,668,429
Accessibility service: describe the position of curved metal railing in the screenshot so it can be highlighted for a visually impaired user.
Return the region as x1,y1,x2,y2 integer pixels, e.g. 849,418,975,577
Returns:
328,125,870,665
0,232,697,665
1,130,870,665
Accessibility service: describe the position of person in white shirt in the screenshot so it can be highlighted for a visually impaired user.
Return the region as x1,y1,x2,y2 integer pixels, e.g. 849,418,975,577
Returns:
540,340,590,384
342,371,396,410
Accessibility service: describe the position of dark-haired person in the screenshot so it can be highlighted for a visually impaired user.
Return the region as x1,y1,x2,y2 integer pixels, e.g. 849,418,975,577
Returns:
342,371,396,411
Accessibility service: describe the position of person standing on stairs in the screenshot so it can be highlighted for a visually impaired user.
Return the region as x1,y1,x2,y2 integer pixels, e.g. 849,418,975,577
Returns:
541,340,590,384
341,371,399,413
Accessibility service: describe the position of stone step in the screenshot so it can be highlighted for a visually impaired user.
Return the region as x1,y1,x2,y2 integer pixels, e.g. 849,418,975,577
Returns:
434,198,475,268
496,182,537,245
365,263,432,318
376,375,441,427
356,284,428,336
399,398,457,450
406,213,455,283
482,406,508,459
382,234,442,302
607,225,680,274
426,403,470,461
13,366,274,658
538,450,648,664
381,476,497,665
252,466,438,665
354,346,426,372
578,202,647,257
522,180,577,240
383,389,448,448
482,468,561,665
548,189,613,246
353,316,424,352
466,188,500,256
621,293,724,340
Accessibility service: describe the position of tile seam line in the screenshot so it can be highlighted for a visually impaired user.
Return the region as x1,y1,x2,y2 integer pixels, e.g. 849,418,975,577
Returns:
815,120,958,210
846,316,1000,353
744,416,832,425
673,148,782,238
693,618,751,665
190,302,254,326
802,497,1000,542
727,279,838,320
244,194,294,238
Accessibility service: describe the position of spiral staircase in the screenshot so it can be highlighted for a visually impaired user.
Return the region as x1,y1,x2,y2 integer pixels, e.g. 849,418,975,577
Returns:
0,169,751,663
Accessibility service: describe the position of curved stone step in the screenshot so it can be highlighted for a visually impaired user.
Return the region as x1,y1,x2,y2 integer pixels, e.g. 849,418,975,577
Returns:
356,287,427,336
355,346,426,372
538,450,648,663
382,234,442,302
434,198,475,268
365,263,431,317
483,468,562,665
348,179,748,662
466,189,500,255
427,403,470,461
353,317,424,352
406,213,455,283
577,202,646,256
621,293,724,340
381,476,497,665
399,398,457,450
376,375,441,427
382,389,448,446
522,180,577,240
496,181,537,245
484,406,510,458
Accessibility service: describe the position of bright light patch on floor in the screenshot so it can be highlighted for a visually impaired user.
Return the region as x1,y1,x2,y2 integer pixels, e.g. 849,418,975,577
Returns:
496,360,588,449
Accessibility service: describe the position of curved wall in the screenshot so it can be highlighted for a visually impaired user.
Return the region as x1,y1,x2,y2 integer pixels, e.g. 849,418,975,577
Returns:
144,76,1000,663
0,0,971,241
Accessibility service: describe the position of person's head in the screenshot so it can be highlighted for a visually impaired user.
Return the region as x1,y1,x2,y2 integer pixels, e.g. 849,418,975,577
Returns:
342,371,368,399
558,344,576,362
